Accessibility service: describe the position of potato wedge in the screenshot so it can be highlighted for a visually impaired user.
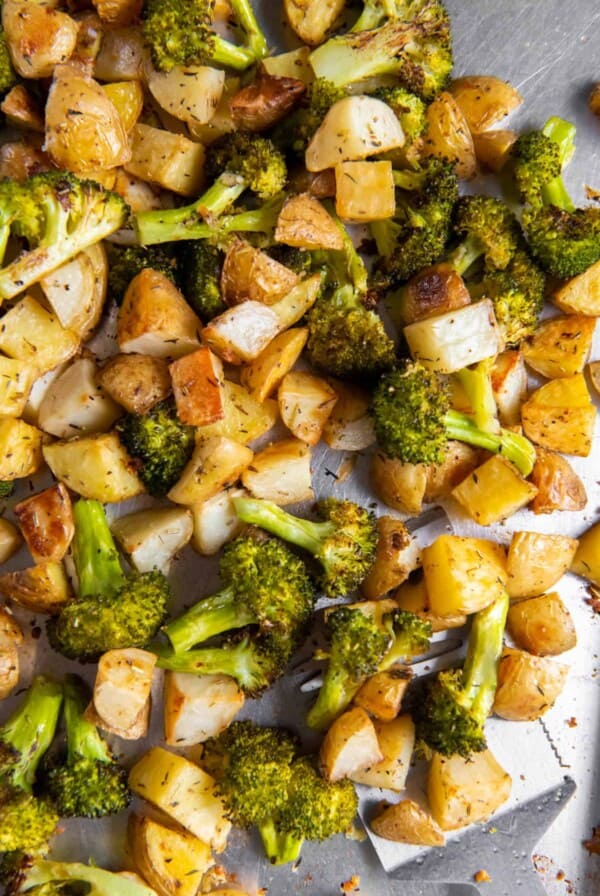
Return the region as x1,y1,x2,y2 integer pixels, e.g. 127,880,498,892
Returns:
350,715,415,791
521,373,596,456
128,814,213,896
521,314,596,378
530,447,587,514
472,128,517,172
491,350,528,427
320,707,383,783
428,749,511,831
146,64,225,125
98,353,172,415
493,648,569,721
164,672,244,746
275,193,344,250
305,96,405,171
229,69,306,131
508,592,577,656
361,518,420,600
14,483,74,564
168,437,253,506
2,1,78,79
284,0,345,45
118,269,203,359
422,535,507,617
191,487,246,556
0,295,79,375
0,417,44,481
353,667,412,721
169,347,225,426
241,438,313,504
422,91,476,179
371,452,428,516
506,531,579,599
0,356,37,418
0,561,71,614
553,258,600,315
241,327,308,403
44,433,145,503
449,76,522,133
196,381,278,446
38,357,122,439
0,604,22,699
451,454,538,525
278,371,337,445
111,507,193,575
423,440,480,502
371,800,445,846
221,240,299,306
404,300,503,373
93,648,156,734
129,747,231,851
201,301,281,364
0,519,22,565
40,244,108,341
571,521,600,586
124,124,205,196
335,161,396,223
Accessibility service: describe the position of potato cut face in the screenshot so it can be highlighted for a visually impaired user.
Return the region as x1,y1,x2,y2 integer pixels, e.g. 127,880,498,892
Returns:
422,534,507,617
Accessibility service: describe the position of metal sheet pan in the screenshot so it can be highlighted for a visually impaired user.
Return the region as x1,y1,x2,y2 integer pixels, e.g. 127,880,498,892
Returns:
2,2,600,895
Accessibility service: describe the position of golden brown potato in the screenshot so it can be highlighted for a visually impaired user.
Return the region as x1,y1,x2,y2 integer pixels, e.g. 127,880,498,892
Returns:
168,437,253,507
530,447,587,514
14,483,74,564
163,672,244,746
0,604,22,699
284,0,346,45
92,648,156,736
493,648,569,721
422,91,476,179
491,350,528,427
553,258,600,315
128,814,213,896
241,438,313,504
521,373,596,456
2,1,78,79
43,433,145,503
278,371,337,445
360,517,420,600
98,353,172,415
0,520,22,565
41,244,109,341
428,749,511,831
275,193,344,250
353,667,412,721
424,440,480,502
335,160,396,222
506,531,579,599
0,561,71,614
472,128,517,172
0,141,51,181
508,592,577,656
449,76,522,133
571,521,600,586
0,85,44,132
394,263,471,327
589,83,600,117
0,295,80,375
169,347,225,427
451,454,538,525
422,535,507,617
146,64,225,126
103,80,144,133
92,0,143,26
394,576,467,633
0,417,44,481
521,314,596,378
241,328,308,403
320,707,383,783
124,124,205,196
371,452,428,516
404,300,503,374
350,715,415,791
221,240,299,306
321,380,375,451
196,381,278,446
230,69,306,130
370,800,445,846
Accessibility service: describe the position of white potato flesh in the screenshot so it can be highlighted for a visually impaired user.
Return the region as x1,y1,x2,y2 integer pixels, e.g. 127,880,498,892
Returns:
241,439,313,505
38,357,122,439
164,672,245,746
305,96,405,172
404,300,504,373
491,350,528,427
320,707,383,782
0,295,80,375
428,749,512,831
0,356,36,417
191,487,246,556
168,437,253,507
111,507,193,575
43,433,145,503
40,244,108,340
147,64,225,124
93,648,157,733
350,715,415,791
202,302,281,364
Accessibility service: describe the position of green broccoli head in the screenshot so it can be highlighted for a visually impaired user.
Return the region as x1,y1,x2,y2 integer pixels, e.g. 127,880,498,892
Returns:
106,244,180,305
0,794,59,855
513,130,562,207
205,132,287,200
116,397,196,498
522,204,600,279
0,480,14,499
478,248,545,346
0,29,18,97
380,607,432,669
142,0,266,72
179,241,226,320
375,85,428,146
417,667,487,757
451,194,521,272
372,360,450,464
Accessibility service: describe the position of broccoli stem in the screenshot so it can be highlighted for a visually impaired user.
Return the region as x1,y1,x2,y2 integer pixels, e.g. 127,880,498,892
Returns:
72,500,124,600
229,0,268,60
206,35,256,69
0,676,63,793
460,591,509,725
444,409,536,475
541,117,576,212
258,819,304,865
306,666,362,732
233,497,333,557
154,638,268,691
452,360,500,434
445,232,488,276
163,586,255,654
63,676,111,766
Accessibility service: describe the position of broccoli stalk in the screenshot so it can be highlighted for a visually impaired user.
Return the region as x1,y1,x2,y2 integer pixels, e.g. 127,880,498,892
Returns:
47,500,170,660
6,859,157,896
142,0,268,72
372,360,536,475
0,171,127,300
45,675,130,818
0,676,63,855
309,0,452,100
233,496,378,599
416,590,509,756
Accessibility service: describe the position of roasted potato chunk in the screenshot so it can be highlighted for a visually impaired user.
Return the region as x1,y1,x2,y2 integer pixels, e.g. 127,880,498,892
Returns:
353,667,412,721
571,521,600,587
335,160,396,223
164,672,244,746
360,517,420,600
521,314,596,378
275,193,344,250
320,707,383,783
0,604,22,698
422,535,507,617
98,353,172,415
0,519,22,565
0,561,71,614
229,69,306,131
241,438,313,504
530,447,587,514
14,483,74,564
428,749,511,831
350,715,415,791
422,91,476,179
278,371,337,445
371,452,428,516
371,800,445,846
221,240,299,306
43,433,145,503
449,76,522,133
493,648,569,721
128,814,213,896
241,328,308,403
451,454,538,525
284,0,346,45
506,531,579,599
394,263,471,327
553,258,600,315
508,592,577,656
521,373,596,456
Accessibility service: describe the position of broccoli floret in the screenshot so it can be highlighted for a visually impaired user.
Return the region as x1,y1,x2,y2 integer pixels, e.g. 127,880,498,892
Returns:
116,397,195,498
154,631,293,697
179,241,226,320
45,675,130,818
105,243,180,305
370,159,458,292
233,496,378,599
375,85,428,163
0,480,13,499
475,248,546,346
142,0,267,72
307,605,431,731
202,722,357,865
416,591,509,757
307,212,395,379
134,133,286,246
447,194,521,274
5,858,157,896
514,117,600,277
0,170,127,300
371,359,537,474
309,0,452,100
163,532,315,653
47,500,171,661
0,27,17,97
0,676,63,856
272,79,347,157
